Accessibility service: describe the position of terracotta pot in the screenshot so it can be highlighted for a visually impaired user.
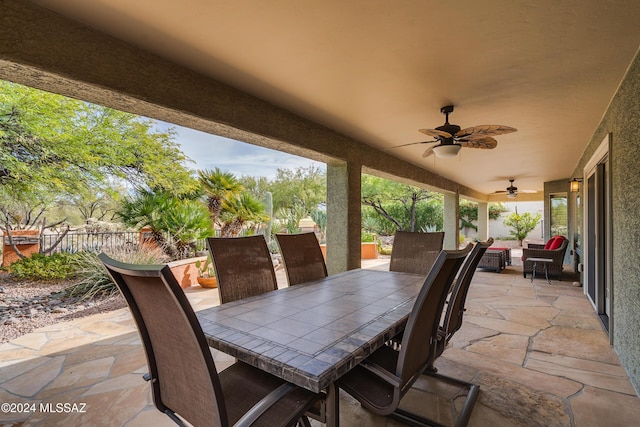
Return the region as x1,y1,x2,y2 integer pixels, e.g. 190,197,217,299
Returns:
197,277,218,288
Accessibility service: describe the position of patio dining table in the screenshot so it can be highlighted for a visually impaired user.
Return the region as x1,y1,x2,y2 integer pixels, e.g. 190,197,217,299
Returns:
196,268,426,427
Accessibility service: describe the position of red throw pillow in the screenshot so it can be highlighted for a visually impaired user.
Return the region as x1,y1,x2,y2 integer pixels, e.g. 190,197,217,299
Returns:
549,236,565,250
543,237,556,250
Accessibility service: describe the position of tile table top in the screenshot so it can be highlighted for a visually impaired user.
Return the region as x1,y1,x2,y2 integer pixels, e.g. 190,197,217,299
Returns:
197,269,425,392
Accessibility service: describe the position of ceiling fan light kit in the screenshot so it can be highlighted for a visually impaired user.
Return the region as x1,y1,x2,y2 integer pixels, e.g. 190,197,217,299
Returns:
432,144,461,158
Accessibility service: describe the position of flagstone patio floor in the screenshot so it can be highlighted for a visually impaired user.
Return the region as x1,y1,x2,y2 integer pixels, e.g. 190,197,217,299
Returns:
1,255,639,426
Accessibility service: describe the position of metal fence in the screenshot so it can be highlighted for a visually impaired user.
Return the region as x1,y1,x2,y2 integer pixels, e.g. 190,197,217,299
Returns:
40,232,141,254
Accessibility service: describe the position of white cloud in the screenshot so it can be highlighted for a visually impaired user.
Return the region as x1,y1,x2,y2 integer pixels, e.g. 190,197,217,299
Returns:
155,121,324,179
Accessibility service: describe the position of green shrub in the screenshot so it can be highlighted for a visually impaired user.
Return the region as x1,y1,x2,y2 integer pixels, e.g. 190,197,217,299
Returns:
8,253,81,280
65,245,169,301
361,232,376,243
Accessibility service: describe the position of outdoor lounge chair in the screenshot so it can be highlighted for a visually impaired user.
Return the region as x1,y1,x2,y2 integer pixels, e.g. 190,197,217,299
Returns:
99,253,320,427
207,236,278,304
389,231,445,275
275,232,327,286
338,243,478,427
522,236,569,280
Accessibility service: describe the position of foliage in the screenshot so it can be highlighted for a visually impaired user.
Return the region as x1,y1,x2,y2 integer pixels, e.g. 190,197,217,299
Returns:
0,81,198,256
0,81,198,201
269,166,326,216
219,192,268,237
503,210,542,246
361,174,442,233
459,200,509,234
6,252,81,280
459,199,479,232
65,244,169,300
361,232,376,243
117,189,213,259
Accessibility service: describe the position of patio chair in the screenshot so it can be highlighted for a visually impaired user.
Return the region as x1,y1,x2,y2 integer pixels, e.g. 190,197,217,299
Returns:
275,232,327,286
207,236,278,304
389,230,445,275
99,253,319,427
428,238,493,370
338,243,479,427
522,236,569,280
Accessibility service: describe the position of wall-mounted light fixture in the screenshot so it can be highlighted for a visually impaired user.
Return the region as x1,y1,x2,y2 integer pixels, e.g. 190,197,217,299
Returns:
569,178,583,192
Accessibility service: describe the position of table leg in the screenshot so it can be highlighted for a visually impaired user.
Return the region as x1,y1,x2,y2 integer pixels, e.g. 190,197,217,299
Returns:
326,382,340,427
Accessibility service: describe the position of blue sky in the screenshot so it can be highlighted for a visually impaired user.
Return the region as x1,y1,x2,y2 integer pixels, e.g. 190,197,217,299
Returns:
156,121,324,179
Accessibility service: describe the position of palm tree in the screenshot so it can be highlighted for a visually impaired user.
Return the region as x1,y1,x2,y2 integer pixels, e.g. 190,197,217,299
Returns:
220,193,269,237
117,189,213,258
198,168,243,226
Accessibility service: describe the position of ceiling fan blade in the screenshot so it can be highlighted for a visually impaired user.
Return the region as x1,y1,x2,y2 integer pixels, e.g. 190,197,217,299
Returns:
419,128,452,139
455,125,517,139
386,140,438,150
458,136,498,149
422,146,435,158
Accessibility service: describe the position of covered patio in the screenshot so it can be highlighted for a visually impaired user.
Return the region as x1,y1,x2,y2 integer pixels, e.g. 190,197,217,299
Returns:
2,0,640,424
2,259,639,425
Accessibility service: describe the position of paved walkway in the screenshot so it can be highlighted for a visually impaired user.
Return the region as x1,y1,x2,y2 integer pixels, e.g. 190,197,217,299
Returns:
1,258,639,426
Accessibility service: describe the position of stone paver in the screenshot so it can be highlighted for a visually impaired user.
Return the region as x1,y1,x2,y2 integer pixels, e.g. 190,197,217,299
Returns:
0,261,639,426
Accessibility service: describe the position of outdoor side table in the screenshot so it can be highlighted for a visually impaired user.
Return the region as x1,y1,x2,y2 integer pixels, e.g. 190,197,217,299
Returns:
527,257,553,284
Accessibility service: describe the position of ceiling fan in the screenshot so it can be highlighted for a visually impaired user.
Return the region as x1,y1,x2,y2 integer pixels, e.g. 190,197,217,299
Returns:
392,105,517,158
493,179,537,198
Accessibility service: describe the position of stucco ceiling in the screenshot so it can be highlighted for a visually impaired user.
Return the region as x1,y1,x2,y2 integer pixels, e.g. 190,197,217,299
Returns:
32,0,640,196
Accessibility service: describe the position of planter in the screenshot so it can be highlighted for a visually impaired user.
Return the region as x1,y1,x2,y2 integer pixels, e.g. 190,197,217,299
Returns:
168,256,207,289
197,277,218,288
318,243,378,260
361,242,378,259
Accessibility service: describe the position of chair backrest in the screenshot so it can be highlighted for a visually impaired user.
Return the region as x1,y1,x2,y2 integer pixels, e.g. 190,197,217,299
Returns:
395,243,473,390
99,253,227,427
389,231,445,275
276,232,327,286
207,235,278,304
441,238,493,343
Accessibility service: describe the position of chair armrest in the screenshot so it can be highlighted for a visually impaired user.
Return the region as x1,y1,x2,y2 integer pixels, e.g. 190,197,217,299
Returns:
360,360,402,388
233,383,298,427
527,243,545,249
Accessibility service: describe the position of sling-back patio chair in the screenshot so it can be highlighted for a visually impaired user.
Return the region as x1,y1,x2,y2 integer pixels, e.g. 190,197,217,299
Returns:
427,238,493,372
99,253,319,427
337,243,479,427
275,232,327,286
207,236,278,304
389,231,445,275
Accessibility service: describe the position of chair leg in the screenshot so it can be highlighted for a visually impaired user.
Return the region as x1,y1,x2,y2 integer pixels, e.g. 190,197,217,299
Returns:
389,371,479,427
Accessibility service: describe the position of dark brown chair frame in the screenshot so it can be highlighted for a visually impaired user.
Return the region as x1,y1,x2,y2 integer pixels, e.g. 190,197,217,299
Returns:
389,231,445,275
99,253,319,427
338,244,477,427
206,235,278,304
275,232,327,286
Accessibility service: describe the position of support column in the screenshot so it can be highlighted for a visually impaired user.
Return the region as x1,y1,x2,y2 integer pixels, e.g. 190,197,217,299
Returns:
326,161,361,274
443,191,460,250
477,202,489,241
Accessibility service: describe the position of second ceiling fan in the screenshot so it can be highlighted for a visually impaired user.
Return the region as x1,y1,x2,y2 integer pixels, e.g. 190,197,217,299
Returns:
392,105,517,158
493,179,537,198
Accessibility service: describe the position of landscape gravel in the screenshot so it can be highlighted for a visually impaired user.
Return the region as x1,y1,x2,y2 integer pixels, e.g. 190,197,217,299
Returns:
0,274,125,344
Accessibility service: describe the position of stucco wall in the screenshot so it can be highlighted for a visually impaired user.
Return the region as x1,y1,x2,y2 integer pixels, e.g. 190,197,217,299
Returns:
572,48,640,392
